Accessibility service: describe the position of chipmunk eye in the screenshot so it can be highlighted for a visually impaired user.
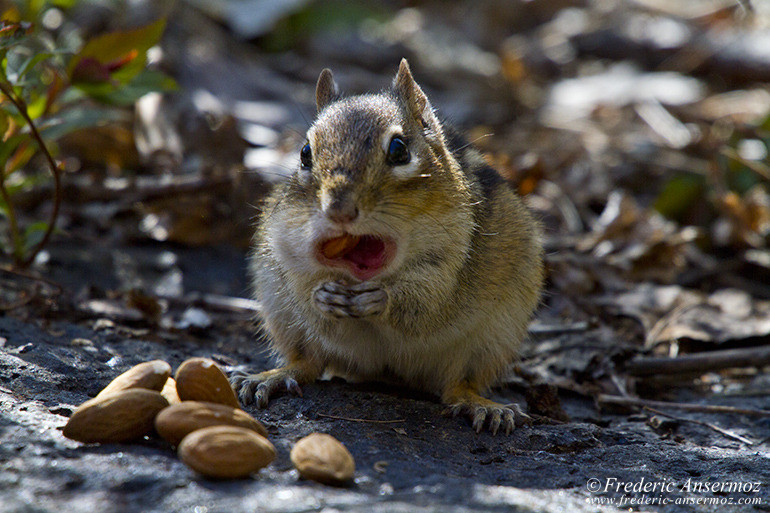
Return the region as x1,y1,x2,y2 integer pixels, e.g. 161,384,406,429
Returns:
386,136,410,166
300,143,312,169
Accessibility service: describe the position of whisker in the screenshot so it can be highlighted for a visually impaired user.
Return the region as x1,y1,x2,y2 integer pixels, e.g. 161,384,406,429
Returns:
243,170,296,181
242,159,297,172
376,200,454,239
290,98,313,130
453,133,493,153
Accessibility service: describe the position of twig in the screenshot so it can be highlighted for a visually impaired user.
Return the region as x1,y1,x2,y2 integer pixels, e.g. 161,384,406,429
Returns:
521,342,615,362
720,147,770,182
644,406,755,446
0,288,36,311
527,321,590,335
13,174,236,209
643,302,699,348
0,265,61,310
0,265,63,294
317,413,405,424
626,345,770,377
598,394,770,417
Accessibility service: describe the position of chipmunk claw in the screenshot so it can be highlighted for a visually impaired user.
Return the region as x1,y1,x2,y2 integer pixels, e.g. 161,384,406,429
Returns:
230,369,304,408
444,383,528,435
472,407,488,433
314,281,387,318
228,369,248,388
450,403,515,435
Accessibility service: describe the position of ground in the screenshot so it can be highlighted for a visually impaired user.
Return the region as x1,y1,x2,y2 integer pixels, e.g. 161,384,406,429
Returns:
0,244,768,513
2,1,770,512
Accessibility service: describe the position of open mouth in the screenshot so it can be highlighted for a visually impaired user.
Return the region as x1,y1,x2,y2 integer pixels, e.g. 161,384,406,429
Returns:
315,234,395,280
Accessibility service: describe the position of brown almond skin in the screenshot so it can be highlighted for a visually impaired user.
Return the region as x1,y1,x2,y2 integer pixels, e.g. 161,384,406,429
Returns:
155,401,267,446
95,360,171,399
160,377,181,405
290,433,355,486
175,357,240,408
178,426,275,479
63,389,169,444
321,234,360,259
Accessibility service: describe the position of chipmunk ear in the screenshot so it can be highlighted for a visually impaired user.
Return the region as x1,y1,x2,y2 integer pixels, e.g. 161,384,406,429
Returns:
316,68,339,113
393,59,438,130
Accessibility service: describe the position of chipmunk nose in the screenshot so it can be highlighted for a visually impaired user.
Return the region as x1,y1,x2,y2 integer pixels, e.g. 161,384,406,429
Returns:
322,193,359,224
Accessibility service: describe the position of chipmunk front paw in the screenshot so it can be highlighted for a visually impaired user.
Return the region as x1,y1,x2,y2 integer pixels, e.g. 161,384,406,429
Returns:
313,280,388,318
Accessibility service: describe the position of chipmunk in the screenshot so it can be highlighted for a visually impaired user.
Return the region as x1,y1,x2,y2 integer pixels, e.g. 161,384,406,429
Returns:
230,59,544,434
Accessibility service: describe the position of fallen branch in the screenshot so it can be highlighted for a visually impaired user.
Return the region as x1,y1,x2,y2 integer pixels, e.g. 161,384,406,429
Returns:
317,413,405,424
626,345,770,377
12,173,238,211
644,407,755,446
570,12,770,84
598,394,770,417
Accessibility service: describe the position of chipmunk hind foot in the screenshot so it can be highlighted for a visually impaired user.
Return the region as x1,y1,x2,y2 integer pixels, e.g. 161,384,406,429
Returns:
442,381,531,435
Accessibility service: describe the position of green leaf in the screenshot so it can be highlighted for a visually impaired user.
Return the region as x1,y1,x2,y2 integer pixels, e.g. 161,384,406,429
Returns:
37,104,130,141
3,137,35,174
16,51,52,79
654,173,705,220
52,0,79,8
23,220,49,253
6,170,48,192
98,69,177,105
23,89,47,119
38,106,129,141
0,103,24,125
68,18,166,87
0,132,26,167
0,108,8,134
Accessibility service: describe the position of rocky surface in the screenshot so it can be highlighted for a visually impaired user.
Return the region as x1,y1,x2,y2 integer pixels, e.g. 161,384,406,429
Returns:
1,246,768,513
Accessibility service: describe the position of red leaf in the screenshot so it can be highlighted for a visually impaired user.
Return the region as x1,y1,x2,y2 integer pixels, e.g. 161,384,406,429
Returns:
70,57,111,84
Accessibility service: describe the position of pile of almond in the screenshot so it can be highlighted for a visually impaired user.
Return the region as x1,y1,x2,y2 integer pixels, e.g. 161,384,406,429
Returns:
63,358,355,485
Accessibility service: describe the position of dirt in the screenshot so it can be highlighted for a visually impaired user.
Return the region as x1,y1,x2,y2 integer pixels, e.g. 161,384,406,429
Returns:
1,244,768,513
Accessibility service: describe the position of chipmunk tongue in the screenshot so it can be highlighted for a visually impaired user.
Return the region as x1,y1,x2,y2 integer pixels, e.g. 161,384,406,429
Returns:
344,236,386,270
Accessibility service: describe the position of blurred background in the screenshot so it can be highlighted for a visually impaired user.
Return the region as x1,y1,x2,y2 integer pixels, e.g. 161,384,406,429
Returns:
2,0,770,372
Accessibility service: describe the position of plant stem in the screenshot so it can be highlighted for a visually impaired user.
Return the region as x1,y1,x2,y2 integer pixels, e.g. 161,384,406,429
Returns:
0,79,62,268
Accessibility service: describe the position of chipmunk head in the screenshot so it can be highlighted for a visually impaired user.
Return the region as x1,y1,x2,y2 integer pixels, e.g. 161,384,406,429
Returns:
278,59,467,282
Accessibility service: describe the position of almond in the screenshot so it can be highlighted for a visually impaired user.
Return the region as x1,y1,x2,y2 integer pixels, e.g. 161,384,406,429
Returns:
290,433,355,486
178,426,275,479
160,377,181,405
155,401,267,446
95,360,171,399
174,357,240,408
63,389,169,444
321,234,360,259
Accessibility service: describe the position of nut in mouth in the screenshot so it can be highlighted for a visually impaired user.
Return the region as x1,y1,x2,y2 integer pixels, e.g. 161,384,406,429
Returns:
315,234,395,281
